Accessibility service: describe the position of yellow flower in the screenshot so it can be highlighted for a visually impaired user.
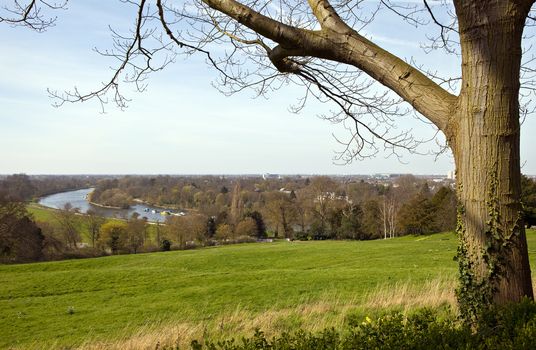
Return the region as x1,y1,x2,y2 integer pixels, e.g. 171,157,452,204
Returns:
365,316,372,323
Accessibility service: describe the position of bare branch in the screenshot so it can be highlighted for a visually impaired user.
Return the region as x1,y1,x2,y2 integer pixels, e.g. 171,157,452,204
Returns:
0,0,67,32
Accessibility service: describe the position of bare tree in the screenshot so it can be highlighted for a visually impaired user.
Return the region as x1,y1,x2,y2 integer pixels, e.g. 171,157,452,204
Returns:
54,203,80,250
2,0,535,314
85,209,104,248
263,191,295,238
379,194,397,239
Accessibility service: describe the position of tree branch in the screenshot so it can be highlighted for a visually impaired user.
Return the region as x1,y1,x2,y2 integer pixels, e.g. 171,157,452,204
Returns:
202,0,456,133
307,0,347,31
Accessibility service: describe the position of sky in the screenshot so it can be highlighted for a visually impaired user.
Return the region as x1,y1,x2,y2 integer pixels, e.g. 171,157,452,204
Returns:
0,1,535,175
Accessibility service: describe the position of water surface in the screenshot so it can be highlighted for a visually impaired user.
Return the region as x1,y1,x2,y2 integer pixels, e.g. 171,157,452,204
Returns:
39,188,181,222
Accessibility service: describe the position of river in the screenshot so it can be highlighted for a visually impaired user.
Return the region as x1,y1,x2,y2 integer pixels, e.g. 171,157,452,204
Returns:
38,188,183,222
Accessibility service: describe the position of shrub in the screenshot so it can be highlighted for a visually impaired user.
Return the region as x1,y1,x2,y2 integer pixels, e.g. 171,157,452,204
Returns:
161,239,171,251
185,300,536,350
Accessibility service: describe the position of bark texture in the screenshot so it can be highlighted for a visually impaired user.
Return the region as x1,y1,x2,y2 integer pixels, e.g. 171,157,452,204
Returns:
451,0,534,307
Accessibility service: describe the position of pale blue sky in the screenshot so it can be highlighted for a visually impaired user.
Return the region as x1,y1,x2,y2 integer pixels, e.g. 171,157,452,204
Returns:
0,1,535,175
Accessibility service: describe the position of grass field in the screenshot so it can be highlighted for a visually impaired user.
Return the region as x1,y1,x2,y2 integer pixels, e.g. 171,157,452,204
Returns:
1,231,535,349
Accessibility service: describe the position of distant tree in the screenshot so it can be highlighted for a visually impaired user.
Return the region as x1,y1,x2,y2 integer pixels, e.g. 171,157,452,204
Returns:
245,211,267,238
166,214,207,248
160,239,171,251
230,183,243,224
379,191,398,239
126,215,147,253
347,180,378,205
397,192,436,235
90,186,132,209
215,193,228,210
263,192,295,238
85,209,105,247
0,174,36,201
206,216,217,238
339,204,363,240
0,195,44,263
394,175,421,204
521,175,536,228
326,203,345,239
166,216,191,249
154,221,162,247
99,221,128,254
189,214,209,242
307,177,338,234
289,190,297,200
235,217,257,237
215,223,233,240
361,200,382,239
215,210,229,227
54,203,80,249
37,220,66,260
431,186,457,232
293,191,311,234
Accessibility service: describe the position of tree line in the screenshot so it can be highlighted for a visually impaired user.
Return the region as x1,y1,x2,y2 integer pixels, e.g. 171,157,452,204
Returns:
2,174,535,264
90,174,459,241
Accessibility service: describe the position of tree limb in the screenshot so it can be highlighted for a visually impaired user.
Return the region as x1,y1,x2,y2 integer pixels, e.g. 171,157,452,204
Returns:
202,0,457,133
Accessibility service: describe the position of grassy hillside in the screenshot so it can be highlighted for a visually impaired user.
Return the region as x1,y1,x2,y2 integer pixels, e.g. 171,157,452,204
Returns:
1,231,535,349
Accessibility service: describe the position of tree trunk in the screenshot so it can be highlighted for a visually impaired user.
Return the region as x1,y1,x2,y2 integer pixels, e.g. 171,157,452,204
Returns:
452,1,533,317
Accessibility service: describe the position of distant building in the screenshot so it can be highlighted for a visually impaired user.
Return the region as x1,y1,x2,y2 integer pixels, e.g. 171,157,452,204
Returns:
447,170,456,180
372,173,390,180
262,173,281,180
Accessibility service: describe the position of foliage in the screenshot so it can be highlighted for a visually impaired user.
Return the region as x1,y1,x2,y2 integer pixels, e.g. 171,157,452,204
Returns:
126,216,147,253
0,174,92,201
206,216,217,238
235,218,258,238
397,196,436,235
0,195,44,263
85,209,105,247
53,203,81,250
215,223,234,240
360,200,382,239
84,174,458,240
338,205,363,240
521,175,536,228
161,239,171,251
430,186,457,232
166,214,208,249
98,221,128,254
195,300,536,350
398,186,457,235
244,211,267,238
0,174,35,201
90,187,132,209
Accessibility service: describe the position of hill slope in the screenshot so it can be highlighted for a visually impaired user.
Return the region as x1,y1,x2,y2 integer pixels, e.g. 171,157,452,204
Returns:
1,231,535,349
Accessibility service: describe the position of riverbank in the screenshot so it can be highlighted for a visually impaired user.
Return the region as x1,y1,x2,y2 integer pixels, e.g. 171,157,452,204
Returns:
86,189,130,210
132,198,186,212
87,200,125,210
38,188,180,223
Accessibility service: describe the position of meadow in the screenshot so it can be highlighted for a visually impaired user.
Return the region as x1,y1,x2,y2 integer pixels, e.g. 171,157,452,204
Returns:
1,230,535,349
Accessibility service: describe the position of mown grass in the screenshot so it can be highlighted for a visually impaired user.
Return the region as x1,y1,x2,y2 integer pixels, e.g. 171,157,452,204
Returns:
1,230,535,349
